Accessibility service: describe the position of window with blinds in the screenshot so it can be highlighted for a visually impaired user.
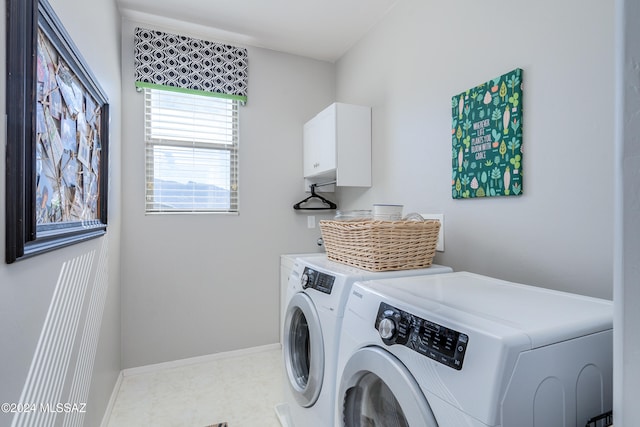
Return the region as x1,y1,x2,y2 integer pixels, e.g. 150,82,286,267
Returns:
144,88,239,213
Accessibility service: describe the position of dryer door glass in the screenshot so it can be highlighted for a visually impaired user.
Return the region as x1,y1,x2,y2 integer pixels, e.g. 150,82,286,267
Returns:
339,347,437,427
283,292,324,408
343,372,408,426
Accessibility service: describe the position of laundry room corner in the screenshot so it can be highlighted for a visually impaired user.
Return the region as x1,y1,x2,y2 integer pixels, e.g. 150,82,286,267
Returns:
334,0,615,300
118,16,337,368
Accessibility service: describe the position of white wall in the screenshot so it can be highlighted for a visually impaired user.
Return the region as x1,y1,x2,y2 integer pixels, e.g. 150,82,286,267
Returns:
614,0,640,421
335,0,614,299
119,18,335,368
0,0,122,425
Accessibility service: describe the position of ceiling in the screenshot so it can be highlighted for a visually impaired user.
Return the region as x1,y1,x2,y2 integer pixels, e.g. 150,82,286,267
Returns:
116,0,399,63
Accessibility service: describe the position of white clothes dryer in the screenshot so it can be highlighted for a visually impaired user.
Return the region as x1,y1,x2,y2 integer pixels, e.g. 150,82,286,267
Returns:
336,272,613,427
276,255,452,427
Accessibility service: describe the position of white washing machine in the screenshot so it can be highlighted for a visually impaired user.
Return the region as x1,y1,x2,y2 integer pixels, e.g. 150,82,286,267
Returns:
276,255,452,427
280,253,325,345
336,272,613,427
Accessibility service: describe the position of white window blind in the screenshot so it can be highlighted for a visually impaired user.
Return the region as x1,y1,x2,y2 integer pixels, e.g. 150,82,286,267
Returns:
144,88,239,213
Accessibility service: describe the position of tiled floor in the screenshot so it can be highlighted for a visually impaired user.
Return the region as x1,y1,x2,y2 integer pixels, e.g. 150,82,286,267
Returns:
106,346,284,427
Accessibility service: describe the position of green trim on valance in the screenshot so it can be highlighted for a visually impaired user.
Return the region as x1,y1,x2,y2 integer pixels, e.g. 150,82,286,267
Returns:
134,81,247,103
134,27,248,101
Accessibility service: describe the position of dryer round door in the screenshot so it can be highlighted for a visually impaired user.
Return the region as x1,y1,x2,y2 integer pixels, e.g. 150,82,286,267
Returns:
338,346,438,427
283,292,325,408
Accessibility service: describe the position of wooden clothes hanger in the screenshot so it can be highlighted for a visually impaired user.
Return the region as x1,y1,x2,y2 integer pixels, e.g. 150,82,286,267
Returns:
293,183,337,210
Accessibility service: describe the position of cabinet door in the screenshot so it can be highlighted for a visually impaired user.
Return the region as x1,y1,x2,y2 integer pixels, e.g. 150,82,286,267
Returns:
303,104,337,178
335,103,371,187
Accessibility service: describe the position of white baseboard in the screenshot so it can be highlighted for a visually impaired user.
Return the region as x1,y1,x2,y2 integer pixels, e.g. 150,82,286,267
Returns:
122,343,282,377
99,370,124,427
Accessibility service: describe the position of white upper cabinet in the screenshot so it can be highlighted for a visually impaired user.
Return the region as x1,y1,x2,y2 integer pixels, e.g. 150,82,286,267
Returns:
303,102,371,187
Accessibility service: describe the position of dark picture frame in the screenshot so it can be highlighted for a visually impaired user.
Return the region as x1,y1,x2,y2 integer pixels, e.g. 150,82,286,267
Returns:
6,0,109,263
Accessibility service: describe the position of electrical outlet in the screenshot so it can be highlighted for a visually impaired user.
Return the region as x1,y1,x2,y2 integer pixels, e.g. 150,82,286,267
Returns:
307,215,316,229
420,213,444,252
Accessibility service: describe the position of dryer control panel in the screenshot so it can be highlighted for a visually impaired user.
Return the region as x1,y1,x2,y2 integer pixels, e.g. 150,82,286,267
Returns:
375,302,468,370
301,267,335,294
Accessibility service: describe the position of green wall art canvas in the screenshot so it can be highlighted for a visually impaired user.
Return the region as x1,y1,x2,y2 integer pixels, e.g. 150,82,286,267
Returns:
451,68,523,199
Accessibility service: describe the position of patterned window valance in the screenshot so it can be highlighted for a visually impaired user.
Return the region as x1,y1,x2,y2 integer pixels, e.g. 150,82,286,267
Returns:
134,27,248,102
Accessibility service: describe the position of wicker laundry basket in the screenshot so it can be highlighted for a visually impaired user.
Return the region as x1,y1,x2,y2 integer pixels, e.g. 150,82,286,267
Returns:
319,219,441,272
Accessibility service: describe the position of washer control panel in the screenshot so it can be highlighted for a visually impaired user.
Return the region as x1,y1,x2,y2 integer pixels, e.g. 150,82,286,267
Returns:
375,302,468,370
300,267,335,294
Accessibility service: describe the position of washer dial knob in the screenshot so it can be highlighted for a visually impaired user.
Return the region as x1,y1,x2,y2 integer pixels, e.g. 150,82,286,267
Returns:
300,273,310,289
378,317,396,340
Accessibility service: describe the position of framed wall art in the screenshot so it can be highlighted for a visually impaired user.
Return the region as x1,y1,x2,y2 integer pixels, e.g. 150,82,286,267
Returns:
451,68,523,199
6,0,109,263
